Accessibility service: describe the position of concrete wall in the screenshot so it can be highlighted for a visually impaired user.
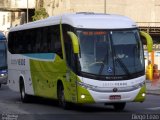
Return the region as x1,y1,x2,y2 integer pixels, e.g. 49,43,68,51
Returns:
0,0,11,8
10,0,35,9
106,0,160,26
0,0,35,9
43,0,160,26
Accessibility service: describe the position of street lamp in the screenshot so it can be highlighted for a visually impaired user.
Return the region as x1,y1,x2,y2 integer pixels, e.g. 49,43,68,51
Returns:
27,0,29,23
104,0,106,14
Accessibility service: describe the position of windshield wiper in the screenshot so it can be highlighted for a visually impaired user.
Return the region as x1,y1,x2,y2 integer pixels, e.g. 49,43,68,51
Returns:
114,56,131,77
98,52,108,75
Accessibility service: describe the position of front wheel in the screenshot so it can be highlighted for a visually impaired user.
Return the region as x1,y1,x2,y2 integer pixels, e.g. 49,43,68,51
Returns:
57,84,70,109
113,102,126,111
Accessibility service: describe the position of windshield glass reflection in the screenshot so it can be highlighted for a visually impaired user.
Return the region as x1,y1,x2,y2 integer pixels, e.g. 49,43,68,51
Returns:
0,42,7,69
77,29,144,77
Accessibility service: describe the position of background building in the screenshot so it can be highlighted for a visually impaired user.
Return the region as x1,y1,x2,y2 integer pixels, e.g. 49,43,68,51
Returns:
0,0,35,33
1,0,160,69
0,12,11,35
40,0,160,69
41,0,160,26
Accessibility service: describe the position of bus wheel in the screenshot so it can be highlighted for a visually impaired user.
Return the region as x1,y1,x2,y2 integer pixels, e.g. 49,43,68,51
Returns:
57,84,70,109
113,102,126,111
20,81,29,103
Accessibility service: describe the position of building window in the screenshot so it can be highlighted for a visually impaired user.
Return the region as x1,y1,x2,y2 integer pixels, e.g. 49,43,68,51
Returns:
8,13,10,22
3,15,5,25
11,13,15,21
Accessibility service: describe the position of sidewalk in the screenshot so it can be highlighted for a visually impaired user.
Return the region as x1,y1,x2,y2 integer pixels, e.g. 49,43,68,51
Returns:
146,79,160,95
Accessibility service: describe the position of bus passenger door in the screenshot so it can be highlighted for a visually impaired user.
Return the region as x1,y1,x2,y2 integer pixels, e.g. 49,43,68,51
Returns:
65,68,78,103
64,36,78,103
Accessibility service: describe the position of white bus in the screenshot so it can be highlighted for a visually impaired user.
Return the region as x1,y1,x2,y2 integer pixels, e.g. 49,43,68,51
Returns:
7,13,152,110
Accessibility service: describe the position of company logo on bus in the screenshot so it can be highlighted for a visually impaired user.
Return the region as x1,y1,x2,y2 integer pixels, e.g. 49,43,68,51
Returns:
11,59,25,66
113,88,118,92
103,82,127,87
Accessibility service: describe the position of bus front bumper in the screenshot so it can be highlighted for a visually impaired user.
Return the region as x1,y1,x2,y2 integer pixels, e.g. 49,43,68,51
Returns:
77,85,146,104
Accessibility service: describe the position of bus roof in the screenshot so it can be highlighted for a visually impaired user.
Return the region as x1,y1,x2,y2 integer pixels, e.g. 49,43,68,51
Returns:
10,12,138,32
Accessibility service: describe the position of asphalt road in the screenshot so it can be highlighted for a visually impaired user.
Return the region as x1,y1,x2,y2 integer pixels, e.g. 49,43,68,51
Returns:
0,85,160,120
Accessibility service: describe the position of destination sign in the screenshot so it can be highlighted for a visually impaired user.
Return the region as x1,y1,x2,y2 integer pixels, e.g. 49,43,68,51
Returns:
82,31,107,35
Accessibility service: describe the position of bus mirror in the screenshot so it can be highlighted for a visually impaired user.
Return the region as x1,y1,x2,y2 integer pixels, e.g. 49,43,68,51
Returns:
140,31,153,52
67,32,79,54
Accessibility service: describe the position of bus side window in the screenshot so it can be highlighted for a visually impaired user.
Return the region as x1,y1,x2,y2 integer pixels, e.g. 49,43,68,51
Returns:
41,27,47,52
8,32,15,53
30,29,36,53
51,25,63,58
35,28,41,53
49,27,55,52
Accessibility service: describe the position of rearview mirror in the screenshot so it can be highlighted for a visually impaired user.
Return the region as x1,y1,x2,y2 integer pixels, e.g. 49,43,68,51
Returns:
67,32,79,54
140,31,153,52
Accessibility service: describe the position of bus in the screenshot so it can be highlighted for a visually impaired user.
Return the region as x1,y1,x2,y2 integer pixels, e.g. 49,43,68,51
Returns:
7,13,153,110
0,32,7,88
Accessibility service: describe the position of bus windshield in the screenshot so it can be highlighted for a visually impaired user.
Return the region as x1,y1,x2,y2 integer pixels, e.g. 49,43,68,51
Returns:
0,42,7,70
77,29,144,78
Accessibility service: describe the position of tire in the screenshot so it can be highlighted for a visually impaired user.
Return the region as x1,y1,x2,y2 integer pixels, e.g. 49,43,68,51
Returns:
0,84,1,88
57,84,70,109
20,81,29,103
113,102,126,111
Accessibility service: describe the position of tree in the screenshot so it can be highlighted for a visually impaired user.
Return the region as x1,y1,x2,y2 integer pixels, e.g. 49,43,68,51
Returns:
32,8,49,21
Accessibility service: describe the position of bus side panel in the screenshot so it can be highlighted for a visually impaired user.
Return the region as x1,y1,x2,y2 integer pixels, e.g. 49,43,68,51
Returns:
29,54,67,99
8,69,20,92
62,69,78,103
8,52,79,102
29,54,79,103
7,52,34,94
7,51,19,92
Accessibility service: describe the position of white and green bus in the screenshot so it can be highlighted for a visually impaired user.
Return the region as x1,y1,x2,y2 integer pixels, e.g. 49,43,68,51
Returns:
7,13,153,110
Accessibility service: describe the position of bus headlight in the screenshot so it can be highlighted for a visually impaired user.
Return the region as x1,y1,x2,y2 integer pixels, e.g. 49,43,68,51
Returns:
133,81,145,89
81,94,86,99
0,73,7,77
1,74,4,77
142,93,146,97
77,81,97,90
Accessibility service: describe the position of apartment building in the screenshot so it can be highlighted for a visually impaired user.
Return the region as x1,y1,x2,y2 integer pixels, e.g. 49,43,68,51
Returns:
0,12,11,35
0,0,35,34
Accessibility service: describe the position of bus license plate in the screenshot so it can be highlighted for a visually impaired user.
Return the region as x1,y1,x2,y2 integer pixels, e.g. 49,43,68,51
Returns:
109,95,121,100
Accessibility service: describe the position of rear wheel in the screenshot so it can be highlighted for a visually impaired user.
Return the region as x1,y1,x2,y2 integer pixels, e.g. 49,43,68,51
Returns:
113,102,126,111
20,80,29,103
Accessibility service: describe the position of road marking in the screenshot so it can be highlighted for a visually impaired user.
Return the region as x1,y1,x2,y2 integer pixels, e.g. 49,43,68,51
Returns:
146,107,160,110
